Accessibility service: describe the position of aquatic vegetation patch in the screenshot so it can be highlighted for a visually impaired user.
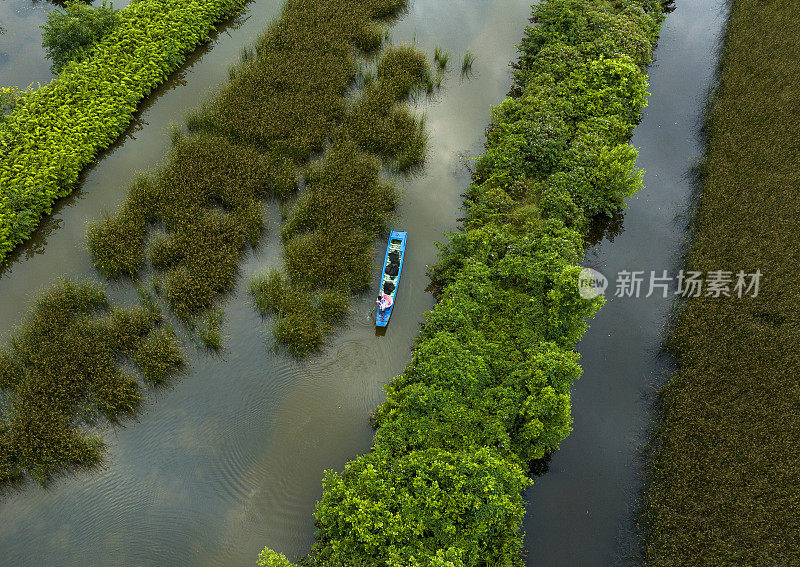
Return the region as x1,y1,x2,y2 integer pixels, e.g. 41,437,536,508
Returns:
0,0,248,266
0,279,183,486
433,46,450,70
239,41,430,355
460,50,475,77
192,308,225,351
89,132,287,319
252,84,429,354
259,0,666,565
92,0,428,341
643,0,800,563
281,141,397,291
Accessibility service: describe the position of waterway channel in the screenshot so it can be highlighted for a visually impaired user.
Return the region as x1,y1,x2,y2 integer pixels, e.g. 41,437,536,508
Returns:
522,2,728,565
0,0,537,565
0,1,729,565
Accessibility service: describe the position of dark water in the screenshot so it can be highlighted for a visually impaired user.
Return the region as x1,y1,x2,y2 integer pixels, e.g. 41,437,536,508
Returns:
0,0,536,565
522,1,729,565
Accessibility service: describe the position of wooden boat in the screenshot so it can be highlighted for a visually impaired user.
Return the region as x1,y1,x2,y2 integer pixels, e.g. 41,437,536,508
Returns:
376,231,407,327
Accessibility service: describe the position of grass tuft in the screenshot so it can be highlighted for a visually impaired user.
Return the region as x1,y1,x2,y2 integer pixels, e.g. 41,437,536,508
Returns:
194,309,225,350
461,50,475,76
316,288,351,326
433,46,449,70
249,269,290,315
274,311,323,357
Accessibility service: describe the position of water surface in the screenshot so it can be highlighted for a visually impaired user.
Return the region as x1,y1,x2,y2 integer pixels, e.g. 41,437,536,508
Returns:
0,1,728,564
522,2,729,565
0,0,133,89
0,1,536,565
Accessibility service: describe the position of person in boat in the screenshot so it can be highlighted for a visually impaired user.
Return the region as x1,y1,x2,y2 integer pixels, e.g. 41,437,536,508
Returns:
376,293,393,312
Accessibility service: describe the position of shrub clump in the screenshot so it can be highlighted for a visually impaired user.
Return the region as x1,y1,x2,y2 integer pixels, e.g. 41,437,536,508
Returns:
314,448,531,566
41,0,121,72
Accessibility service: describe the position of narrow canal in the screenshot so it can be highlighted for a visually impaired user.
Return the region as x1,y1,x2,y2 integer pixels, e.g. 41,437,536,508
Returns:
522,1,728,565
0,0,535,565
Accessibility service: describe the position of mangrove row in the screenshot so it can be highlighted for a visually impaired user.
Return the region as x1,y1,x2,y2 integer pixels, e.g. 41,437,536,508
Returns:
258,0,668,565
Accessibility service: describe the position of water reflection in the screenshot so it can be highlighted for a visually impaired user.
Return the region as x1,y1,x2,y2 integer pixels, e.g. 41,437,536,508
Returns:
585,211,627,247
0,0,131,88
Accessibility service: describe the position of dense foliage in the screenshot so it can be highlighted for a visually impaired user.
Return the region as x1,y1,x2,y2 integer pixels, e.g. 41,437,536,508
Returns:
259,0,665,565
0,280,182,486
0,0,247,266
644,0,800,564
41,0,121,71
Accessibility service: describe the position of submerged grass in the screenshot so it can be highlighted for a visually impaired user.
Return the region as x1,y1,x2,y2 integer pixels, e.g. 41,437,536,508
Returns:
643,0,800,564
0,279,183,486
89,0,429,357
4,0,426,487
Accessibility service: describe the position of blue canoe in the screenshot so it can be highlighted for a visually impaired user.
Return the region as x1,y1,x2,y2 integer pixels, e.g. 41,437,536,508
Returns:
376,231,407,327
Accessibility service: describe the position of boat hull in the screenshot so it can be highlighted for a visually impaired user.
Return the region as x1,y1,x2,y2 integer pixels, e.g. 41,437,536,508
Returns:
376,231,407,327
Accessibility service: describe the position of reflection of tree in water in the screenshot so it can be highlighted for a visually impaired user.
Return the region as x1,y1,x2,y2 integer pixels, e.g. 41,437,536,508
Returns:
585,210,626,247
528,453,552,477
0,208,64,278
0,174,90,277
